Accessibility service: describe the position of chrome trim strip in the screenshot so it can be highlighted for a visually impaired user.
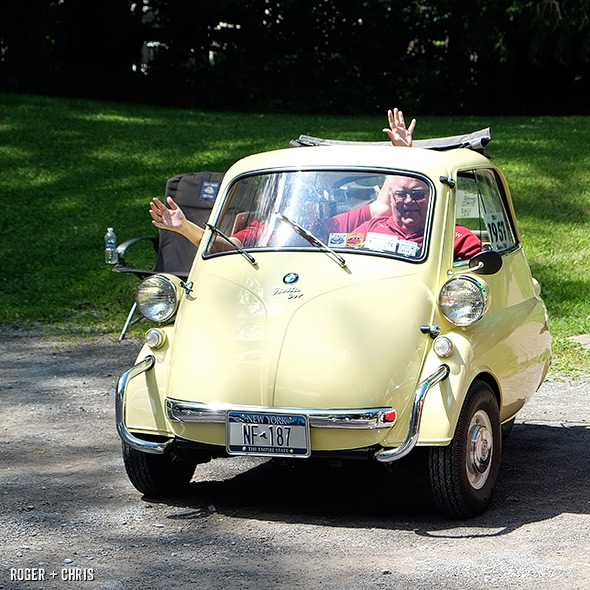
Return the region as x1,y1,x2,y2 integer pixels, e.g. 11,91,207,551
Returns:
116,355,172,454
166,399,396,430
374,364,450,463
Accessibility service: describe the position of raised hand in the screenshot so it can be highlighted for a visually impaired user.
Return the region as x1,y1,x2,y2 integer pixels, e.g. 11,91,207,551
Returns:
382,108,416,147
149,196,186,232
370,177,394,218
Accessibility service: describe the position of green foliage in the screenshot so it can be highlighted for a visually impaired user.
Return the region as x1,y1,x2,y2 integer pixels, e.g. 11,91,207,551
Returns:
0,93,588,373
0,92,377,333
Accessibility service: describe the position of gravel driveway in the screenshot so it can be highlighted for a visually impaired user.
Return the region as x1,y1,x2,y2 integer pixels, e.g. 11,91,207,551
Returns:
0,331,588,590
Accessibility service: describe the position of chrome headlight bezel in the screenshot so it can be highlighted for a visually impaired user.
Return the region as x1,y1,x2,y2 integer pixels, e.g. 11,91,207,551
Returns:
438,276,489,326
135,274,181,324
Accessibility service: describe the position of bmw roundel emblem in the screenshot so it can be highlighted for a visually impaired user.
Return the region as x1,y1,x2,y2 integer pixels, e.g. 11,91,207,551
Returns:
283,272,299,284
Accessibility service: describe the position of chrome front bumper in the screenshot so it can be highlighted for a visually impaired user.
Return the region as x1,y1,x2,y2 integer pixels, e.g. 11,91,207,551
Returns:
374,364,449,462
166,399,396,429
115,355,172,454
116,355,449,460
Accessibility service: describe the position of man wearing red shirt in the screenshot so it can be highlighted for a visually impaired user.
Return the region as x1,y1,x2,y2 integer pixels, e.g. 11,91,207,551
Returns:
317,174,480,260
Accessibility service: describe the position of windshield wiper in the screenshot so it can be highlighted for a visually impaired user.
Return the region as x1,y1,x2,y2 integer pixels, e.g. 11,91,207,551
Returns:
274,212,348,270
205,223,258,267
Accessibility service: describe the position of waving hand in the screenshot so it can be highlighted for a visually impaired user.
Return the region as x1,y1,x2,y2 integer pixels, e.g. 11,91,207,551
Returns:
382,108,416,147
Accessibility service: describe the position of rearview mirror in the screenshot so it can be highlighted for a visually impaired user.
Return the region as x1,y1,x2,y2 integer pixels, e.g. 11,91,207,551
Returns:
468,250,503,275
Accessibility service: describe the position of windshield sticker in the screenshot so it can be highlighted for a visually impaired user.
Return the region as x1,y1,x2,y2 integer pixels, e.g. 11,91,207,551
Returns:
396,240,420,257
364,232,398,253
345,233,364,248
484,212,511,250
328,233,347,247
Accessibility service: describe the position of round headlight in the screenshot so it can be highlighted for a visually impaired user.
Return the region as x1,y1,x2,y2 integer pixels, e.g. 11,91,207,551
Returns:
135,275,180,323
439,276,488,326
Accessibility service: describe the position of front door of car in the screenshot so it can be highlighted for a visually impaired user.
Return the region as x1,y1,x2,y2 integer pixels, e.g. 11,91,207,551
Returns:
452,168,550,418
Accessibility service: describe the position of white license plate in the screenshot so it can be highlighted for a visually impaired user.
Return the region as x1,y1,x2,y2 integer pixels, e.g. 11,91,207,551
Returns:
226,411,310,458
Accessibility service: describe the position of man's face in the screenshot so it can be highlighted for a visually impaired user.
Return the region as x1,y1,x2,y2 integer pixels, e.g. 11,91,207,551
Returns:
388,176,430,233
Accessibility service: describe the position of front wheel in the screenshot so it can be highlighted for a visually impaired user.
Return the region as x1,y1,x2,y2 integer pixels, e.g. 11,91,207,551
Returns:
122,442,197,497
429,381,501,518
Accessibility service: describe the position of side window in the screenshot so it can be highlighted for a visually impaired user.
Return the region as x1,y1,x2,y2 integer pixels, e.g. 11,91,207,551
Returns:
456,169,517,254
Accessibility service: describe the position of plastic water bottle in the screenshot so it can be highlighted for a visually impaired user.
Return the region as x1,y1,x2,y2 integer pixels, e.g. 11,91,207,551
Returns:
104,227,118,264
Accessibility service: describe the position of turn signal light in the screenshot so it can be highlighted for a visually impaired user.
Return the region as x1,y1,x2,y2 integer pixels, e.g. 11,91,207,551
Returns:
383,410,397,423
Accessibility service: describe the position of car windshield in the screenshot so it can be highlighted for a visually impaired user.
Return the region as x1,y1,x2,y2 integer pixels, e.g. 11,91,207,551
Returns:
205,170,434,261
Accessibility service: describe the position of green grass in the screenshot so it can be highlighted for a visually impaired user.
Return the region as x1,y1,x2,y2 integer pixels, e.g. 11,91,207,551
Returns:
0,93,589,376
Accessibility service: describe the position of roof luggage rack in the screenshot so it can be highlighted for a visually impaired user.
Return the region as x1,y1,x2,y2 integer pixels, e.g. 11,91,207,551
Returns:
290,127,491,152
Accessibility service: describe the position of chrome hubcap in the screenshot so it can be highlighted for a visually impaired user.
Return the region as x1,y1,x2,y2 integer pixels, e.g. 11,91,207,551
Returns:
466,409,493,490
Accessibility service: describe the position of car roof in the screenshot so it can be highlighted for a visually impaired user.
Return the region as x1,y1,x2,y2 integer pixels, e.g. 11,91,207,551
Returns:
225,143,495,182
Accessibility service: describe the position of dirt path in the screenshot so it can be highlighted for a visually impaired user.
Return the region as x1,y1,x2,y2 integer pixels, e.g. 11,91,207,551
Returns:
0,332,588,589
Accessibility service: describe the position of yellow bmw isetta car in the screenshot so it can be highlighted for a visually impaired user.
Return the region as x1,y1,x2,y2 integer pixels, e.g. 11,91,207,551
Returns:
116,131,551,518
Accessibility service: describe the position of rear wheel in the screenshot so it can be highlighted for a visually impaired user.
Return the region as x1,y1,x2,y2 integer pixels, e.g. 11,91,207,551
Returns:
122,442,197,497
429,381,501,518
